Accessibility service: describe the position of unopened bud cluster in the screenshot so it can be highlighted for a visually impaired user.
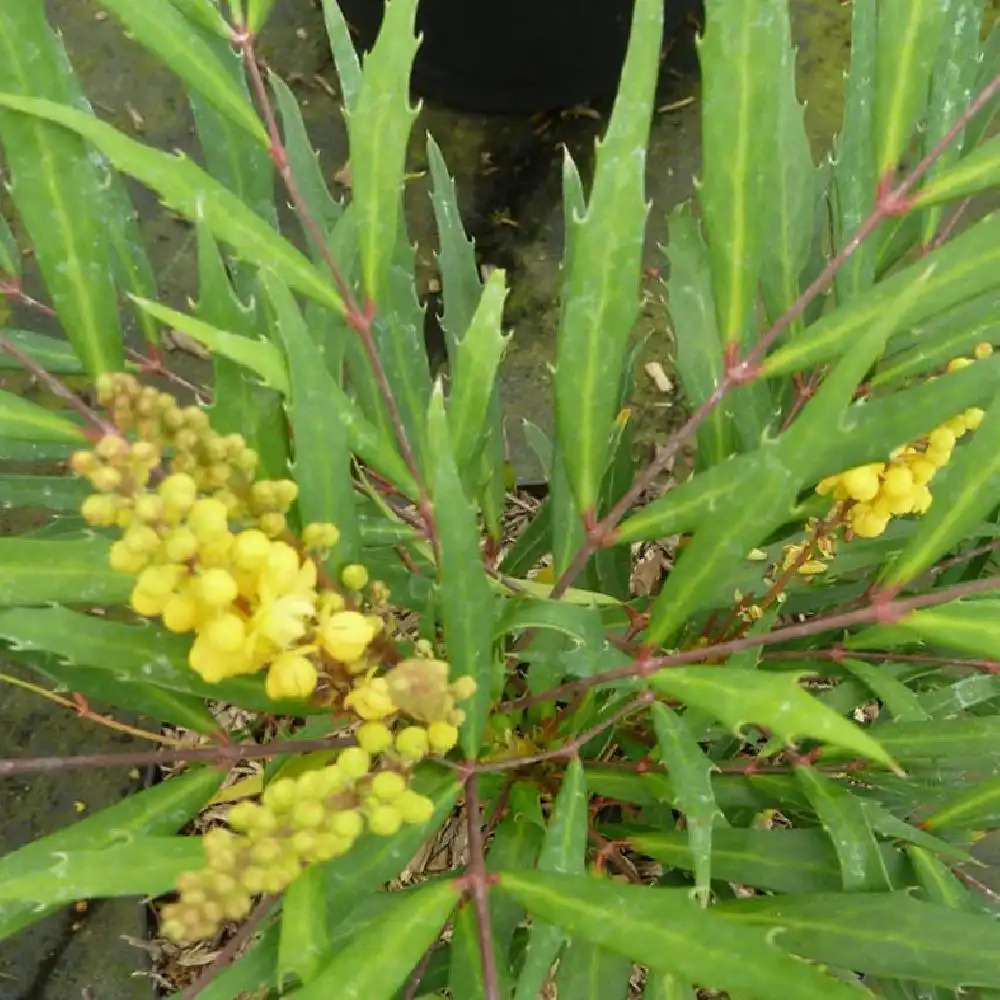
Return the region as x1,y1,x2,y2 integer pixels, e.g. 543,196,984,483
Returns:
163,661,476,941
817,345,991,540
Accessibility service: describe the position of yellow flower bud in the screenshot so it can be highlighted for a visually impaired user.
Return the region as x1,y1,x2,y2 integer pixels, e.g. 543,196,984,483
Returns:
356,721,394,754
945,415,968,439
911,484,933,513
204,613,247,653
341,564,368,591
158,473,197,514
90,465,122,493
344,677,396,721
130,587,166,617
133,493,164,523
188,498,229,542
882,465,913,497
797,560,828,577
328,809,364,841
975,342,994,359
946,357,974,373
265,653,318,701
197,568,239,608
851,507,890,539
396,790,435,826
336,747,371,781
924,445,952,468
395,726,430,763
427,720,459,753
815,475,839,496
163,527,199,563
908,457,936,486
69,450,98,476
163,594,200,633
367,804,402,837
263,778,297,812
81,494,119,527
258,512,286,537
109,540,148,574
965,407,986,431
840,466,880,503
451,676,478,702
227,801,275,834
370,770,407,802
321,611,377,663
929,427,957,453
273,479,299,510
291,800,326,829
203,828,239,869
232,529,271,571
302,522,340,549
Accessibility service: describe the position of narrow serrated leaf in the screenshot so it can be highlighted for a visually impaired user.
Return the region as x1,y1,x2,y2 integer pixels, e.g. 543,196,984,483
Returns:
839,658,929,723
320,0,362,113
553,936,632,1000
427,386,494,755
794,766,892,891
513,758,587,1000
95,0,266,143
279,866,327,988
447,268,509,478
716,891,1000,989
0,838,202,905
0,4,123,373
0,95,344,315
922,774,1000,831
648,668,897,770
664,202,731,465
261,272,358,565
554,0,660,512
0,391,86,443
0,767,221,941
499,871,867,1000
873,0,950,178
652,703,721,904
0,210,19,278
348,0,419,304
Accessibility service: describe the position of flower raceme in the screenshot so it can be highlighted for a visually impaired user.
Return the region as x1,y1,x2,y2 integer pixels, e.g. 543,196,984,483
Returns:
70,375,477,941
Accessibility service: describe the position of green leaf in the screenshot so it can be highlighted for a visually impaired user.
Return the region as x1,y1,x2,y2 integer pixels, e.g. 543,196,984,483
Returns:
279,866,327,988
0,537,131,605
448,900,512,1000
247,0,279,33
912,132,1000,209
861,801,972,863
651,703,722,904
0,838,203,905
271,73,342,242
320,0,362,114
627,827,904,894
882,388,1000,586
166,0,231,37
499,871,867,1000
664,202,731,466
758,7,816,333
427,386,495,756
647,668,898,770
261,272,358,565
554,0,660,512
0,94,345,315
763,211,1000,377
348,0,418,305
0,606,289,714
839,658,929,723
919,0,986,242
715,891,1000,989
95,0,266,143
0,391,86,443
0,767,221,941
830,716,1000,768
131,295,289,393
297,880,458,1000
499,497,551,577
426,133,482,352
0,330,82,374
494,596,603,649
794,766,893,891
514,758,588,1000
852,599,1000,661
553,937,632,1000
699,0,784,345
922,774,1000,831
873,0,949,179
173,923,278,1000
906,845,979,911
0,474,88,511
0,4,123,374
832,0,877,300
447,268,509,480
0,208,19,278
647,973,697,1000
918,672,1000,718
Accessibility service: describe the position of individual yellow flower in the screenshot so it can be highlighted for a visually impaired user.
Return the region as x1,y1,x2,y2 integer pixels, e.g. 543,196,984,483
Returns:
265,652,318,700
319,610,377,663
344,677,396,721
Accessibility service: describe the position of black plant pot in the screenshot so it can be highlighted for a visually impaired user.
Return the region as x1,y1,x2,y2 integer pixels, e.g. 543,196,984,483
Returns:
337,0,703,114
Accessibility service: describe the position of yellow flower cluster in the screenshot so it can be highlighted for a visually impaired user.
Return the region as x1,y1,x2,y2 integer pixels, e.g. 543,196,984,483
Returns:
71,375,480,943
162,661,476,941
159,746,434,942
816,346,991,540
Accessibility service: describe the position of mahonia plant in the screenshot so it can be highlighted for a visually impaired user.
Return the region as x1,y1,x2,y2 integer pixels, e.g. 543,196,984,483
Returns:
68,374,476,941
